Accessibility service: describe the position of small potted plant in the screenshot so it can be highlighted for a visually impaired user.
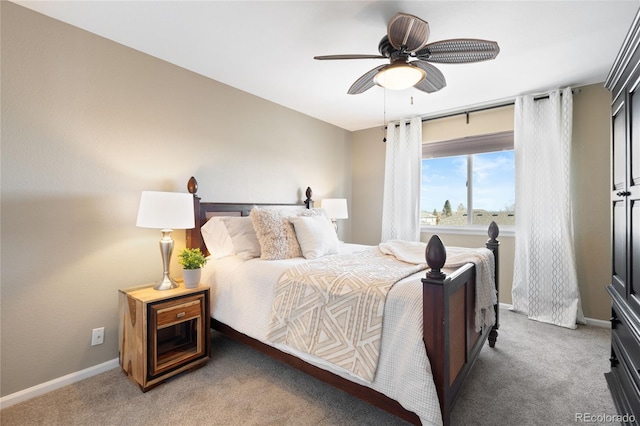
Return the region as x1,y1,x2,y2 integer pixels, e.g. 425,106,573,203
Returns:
178,248,207,288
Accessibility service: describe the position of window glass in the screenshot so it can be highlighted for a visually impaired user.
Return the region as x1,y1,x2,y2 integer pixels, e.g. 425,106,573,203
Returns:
421,155,468,226
471,151,515,226
421,131,515,228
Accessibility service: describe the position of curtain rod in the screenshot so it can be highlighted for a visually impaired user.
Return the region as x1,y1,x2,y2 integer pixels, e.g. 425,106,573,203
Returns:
419,88,581,124
386,101,511,129
421,101,514,123
385,88,581,132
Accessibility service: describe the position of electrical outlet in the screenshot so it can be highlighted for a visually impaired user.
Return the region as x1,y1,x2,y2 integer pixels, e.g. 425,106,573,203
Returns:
91,327,104,346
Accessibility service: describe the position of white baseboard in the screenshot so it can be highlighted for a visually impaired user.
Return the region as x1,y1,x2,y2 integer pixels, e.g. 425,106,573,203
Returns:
584,317,611,328
0,358,119,410
499,303,610,328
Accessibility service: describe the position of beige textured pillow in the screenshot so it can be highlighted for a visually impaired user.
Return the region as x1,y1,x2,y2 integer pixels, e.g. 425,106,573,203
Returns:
249,207,302,260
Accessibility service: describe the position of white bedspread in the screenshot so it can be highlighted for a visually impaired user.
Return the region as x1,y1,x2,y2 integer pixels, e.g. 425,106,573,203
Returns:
202,243,493,426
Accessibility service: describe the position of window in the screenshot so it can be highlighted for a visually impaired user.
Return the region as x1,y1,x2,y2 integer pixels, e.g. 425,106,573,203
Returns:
421,131,515,228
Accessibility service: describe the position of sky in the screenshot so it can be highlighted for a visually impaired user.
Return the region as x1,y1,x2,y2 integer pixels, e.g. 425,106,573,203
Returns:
421,151,515,214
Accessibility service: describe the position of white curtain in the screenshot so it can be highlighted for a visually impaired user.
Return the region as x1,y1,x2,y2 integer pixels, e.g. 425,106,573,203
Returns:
381,116,422,242
512,87,584,328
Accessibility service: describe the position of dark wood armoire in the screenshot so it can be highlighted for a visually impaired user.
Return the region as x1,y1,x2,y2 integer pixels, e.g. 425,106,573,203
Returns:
605,8,640,423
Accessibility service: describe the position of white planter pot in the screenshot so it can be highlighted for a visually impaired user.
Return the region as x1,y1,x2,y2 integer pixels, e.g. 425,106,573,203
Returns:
182,268,201,289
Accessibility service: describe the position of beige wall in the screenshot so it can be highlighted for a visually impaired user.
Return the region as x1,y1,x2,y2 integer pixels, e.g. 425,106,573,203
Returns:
351,84,612,322
422,104,514,141
571,84,612,322
1,3,351,397
351,126,386,245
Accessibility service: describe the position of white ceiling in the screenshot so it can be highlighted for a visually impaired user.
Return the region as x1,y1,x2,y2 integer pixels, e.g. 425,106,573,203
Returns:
14,0,640,131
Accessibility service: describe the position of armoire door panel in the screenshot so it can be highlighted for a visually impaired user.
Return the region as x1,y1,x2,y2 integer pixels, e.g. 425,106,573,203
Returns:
613,199,628,297
613,103,627,191
612,104,627,190
632,81,640,188
631,198,640,303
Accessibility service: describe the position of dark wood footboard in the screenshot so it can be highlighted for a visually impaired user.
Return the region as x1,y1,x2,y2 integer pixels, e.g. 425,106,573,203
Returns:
422,222,499,426
185,177,499,426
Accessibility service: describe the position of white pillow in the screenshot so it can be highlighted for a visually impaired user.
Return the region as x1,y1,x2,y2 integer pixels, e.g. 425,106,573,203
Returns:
222,216,261,260
200,216,261,260
289,215,340,259
200,217,235,259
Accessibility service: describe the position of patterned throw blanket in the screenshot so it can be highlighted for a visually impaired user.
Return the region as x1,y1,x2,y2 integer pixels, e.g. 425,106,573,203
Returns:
266,247,427,382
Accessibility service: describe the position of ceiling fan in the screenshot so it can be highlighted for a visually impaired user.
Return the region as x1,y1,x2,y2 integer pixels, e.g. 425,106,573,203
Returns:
314,13,500,95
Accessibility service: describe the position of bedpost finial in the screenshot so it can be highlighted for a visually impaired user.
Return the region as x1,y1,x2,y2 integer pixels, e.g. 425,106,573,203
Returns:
488,221,499,241
304,187,314,209
187,176,198,195
425,235,447,280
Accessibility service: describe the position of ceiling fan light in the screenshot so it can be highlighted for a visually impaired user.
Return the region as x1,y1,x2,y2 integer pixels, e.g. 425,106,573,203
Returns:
374,63,426,90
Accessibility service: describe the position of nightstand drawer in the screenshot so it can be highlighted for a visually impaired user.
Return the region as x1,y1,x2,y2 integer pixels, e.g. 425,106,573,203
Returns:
154,297,202,328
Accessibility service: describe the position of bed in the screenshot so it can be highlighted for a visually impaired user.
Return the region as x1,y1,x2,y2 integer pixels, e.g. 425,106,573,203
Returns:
184,177,500,426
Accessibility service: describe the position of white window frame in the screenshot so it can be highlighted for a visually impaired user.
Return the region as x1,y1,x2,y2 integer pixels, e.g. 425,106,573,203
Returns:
421,130,515,236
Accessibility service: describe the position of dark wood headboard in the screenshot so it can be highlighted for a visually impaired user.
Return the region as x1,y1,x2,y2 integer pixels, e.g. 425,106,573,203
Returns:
185,176,314,255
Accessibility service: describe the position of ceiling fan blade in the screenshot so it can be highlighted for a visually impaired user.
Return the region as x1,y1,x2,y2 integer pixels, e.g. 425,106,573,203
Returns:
387,13,430,53
348,64,388,95
411,61,447,93
314,54,387,60
415,39,500,64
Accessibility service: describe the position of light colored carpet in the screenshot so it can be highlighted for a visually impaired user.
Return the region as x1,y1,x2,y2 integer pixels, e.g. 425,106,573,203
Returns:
0,308,618,425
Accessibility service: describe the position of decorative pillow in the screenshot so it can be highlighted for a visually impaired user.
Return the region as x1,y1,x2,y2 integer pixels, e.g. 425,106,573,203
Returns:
289,215,340,259
250,207,302,260
200,216,260,260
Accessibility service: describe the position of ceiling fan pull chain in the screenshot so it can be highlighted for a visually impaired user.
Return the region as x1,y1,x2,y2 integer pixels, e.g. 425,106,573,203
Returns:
383,88,387,142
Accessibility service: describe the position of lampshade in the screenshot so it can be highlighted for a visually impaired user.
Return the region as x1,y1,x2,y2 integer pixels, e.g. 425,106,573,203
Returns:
321,199,349,220
374,63,426,90
136,191,195,230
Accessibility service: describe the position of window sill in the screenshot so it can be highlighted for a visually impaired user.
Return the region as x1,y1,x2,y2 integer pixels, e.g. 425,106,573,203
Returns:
420,225,515,238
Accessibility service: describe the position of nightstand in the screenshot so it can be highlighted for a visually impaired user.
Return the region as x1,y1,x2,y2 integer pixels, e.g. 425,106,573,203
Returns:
118,284,211,391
